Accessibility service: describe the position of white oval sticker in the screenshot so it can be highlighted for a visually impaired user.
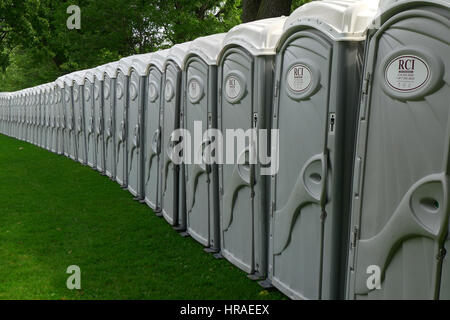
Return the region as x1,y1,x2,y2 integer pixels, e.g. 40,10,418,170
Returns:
104,84,110,99
385,55,430,92
149,83,158,101
165,80,174,101
188,79,201,101
130,82,138,101
225,76,241,100
287,64,312,93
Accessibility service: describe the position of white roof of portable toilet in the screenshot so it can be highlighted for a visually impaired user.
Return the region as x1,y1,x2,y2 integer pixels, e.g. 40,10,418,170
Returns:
102,61,120,79
283,0,379,41
55,77,65,89
117,58,134,76
126,49,170,76
71,70,89,85
186,33,227,66
166,41,193,69
83,69,95,83
220,17,287,57
89,66,104,81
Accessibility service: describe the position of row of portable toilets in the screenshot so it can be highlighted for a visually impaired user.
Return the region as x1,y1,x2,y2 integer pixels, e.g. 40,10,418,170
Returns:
1,0,449,299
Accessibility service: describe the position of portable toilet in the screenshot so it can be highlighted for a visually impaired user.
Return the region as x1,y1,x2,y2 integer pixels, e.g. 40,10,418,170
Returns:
217,17,286,277
92,67,107,174
161,41,192,229
43,84,52,151
119,55,147,199
17,90,23,141
101,62,120,179
72,71,88,165
266,0,378,300
182,33,226,251
55,79,65,155
82,71,96,167
24,90,29,142
37,85,45,148
66,74,78,160
346,0,450,300
115,60,133,187
50,84,61,154
141,50,169,213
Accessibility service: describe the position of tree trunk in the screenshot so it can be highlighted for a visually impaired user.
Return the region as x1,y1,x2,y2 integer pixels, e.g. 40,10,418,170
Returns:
241,0,262,23
242,0,293,23
257,0,293,20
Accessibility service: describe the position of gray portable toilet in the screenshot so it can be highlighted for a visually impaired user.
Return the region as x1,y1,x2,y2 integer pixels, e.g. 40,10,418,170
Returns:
23,90,29,142
72,71,88,165
346,0,450,300
114,60,133,187
101,62,120,179
37,85,45,148
55,80,65,155
141,50,169,213
182,34,226,251
161,41,192,229
267,0,378,300
50,84,60,154
119,55,147,198
43,84,52,151
92,67,106,174
83,71,96,168
217,17,286,277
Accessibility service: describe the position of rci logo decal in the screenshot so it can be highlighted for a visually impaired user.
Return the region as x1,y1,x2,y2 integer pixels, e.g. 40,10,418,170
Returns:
287,64,312,93
385,55,430,92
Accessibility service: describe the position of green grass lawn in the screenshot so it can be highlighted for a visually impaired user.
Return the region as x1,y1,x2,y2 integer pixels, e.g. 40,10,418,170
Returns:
0,134,285,300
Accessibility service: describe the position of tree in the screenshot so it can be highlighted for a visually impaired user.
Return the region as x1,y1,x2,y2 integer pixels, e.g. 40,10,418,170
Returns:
241,0,312,23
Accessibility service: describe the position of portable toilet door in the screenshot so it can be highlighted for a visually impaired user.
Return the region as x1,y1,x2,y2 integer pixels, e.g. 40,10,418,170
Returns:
102,62,119,180
183,34,226,251
32,89,37,145
83,71,96,168
24,92,29,142
56,82,65,156
217,17,286,277
56,77,69,157
65,76,78,160
37,86,44,148
161,41,192,229
38,87,44,147
51,86,59,154
267,0,379,300
43,85,50,150
346,0,450,300
90,69,105,173
45,83,56,153
72,72,87,165
115,61,132,187
32,90,37,144
141,50,169,213
120,55,146,198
